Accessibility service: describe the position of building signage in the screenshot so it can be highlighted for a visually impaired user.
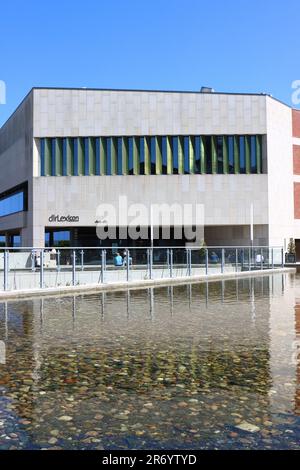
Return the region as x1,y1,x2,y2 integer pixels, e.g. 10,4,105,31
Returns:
48,215,80,223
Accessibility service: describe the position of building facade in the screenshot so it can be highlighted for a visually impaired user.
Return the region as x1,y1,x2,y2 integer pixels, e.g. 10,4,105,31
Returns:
0,87,299,252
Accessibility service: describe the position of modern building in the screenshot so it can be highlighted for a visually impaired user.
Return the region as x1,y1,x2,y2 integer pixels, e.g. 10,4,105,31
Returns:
0,87,300,253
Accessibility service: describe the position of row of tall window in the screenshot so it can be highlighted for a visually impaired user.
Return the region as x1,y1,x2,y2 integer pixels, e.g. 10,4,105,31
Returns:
40,135,263,177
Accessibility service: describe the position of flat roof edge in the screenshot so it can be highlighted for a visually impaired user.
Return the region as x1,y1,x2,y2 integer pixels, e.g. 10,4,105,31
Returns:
31,86,291,108
1,87,293,132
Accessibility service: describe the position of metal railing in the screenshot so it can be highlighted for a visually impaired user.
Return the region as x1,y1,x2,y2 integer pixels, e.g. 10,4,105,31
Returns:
0,246,285,292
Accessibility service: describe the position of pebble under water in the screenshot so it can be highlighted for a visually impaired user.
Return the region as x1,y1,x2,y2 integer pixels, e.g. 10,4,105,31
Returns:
0,273,299,450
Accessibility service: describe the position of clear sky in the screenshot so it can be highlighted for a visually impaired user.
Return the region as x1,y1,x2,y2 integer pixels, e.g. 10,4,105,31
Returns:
0,0,300,126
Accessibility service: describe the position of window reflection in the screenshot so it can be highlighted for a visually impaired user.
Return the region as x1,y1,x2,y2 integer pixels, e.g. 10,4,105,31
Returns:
0,191,25,218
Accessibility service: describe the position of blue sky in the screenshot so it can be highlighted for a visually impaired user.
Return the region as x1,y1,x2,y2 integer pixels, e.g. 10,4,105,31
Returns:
0,0,299,126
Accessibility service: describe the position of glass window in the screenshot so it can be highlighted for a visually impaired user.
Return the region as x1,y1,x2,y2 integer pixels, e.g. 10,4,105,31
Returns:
184,137,190,174
51,139,56,176
250,136,257,173
162,137,168,175
53,230,71,247
239,136,246,174
128,137,134,175
228,136,235,174
12,234,21,248
45,232,50,248
204,136,212,174
40,134,264,176
0,191,25,218
84,138,89,176
217,136,223,174
117,138,123,175
73,138,78,176
95,138,101,175
0,235,5,247
41,139,45,176
194,136,201,174
172,137,179,175
150,137,156,175
106,138,112,176
139,137,145,175
62,138,67,176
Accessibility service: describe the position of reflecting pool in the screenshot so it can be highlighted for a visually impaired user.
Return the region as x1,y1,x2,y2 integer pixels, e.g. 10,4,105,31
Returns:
0,273,299,449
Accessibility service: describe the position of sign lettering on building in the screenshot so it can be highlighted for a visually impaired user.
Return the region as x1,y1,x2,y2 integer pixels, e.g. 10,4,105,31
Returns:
48,215,80,223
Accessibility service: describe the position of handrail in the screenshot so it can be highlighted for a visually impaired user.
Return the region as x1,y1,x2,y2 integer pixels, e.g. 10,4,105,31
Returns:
0,245,284,251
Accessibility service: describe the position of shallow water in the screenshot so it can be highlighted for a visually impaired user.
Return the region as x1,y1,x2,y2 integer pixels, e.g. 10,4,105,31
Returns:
0,273,299,450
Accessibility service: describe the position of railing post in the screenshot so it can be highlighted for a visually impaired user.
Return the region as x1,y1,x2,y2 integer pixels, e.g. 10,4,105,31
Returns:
187,249,192,277
40,249,44,289
249,248,252,271
31,249,35,272
205,249,209,276
101,250,106,283
235,249,239,273
281,248,284,268
261,248,263,271
272,248,274,269
221,249,225,274
4,250,9,291
81,250,84,271
126,249,130,282
72,250,76,286
147,248,153,279
169,249,173,278
57,250,61,271
148,248,153,280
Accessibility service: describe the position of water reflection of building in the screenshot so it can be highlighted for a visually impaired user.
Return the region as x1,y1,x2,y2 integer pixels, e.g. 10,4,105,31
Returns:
269,273,298,415
0,273,298,432
294,302,300,415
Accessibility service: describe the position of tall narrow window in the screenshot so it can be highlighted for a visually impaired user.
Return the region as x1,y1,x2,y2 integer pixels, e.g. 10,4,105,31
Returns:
228,136,234,175
95,138,101,175
194,136,201,174
139,137,145,175
73,138,79,176
239,136,246,174
128,137,134,175
106,138,112,176
173,137,179,175
184,136,190,174
162,137,168,175
51,139,56,176
84,138,89,176
250,136,257,173
40,139,45,176
217,136,223,174
62,138,67,176
117,137,123,175
150,137,156,175
204,137,212,174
